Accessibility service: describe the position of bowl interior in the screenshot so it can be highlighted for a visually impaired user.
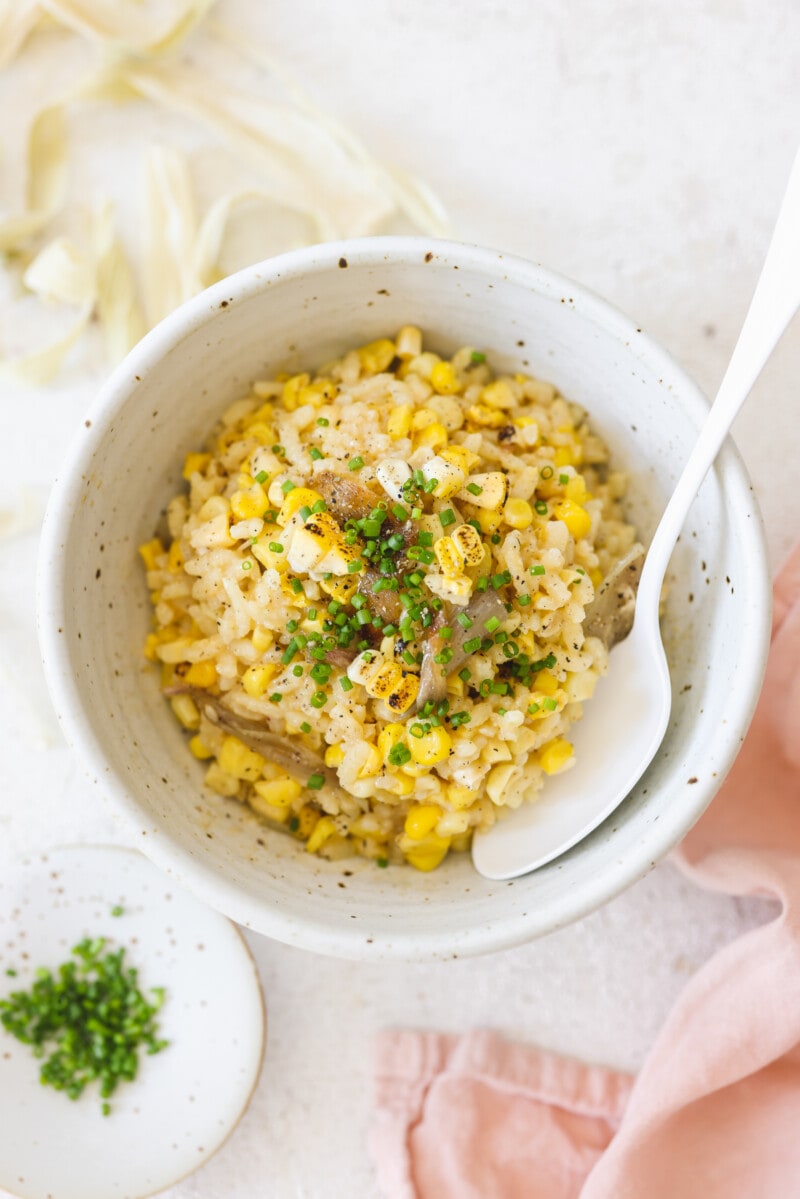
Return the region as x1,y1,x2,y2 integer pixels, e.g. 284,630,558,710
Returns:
39,238,770,960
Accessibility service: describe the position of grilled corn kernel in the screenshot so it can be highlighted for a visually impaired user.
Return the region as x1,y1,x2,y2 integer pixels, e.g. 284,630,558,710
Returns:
387,403,413,438
295,804,319,838
430,361,461,395
409,726,452,766
297,378,336,408
319,575,359,603
358,338,396,375
241,663,278,697
404,832,451,872
378,723,406,763
467,506,503,535
365,661,403,700
204,763,240,797
253,776,302,808
404,803,442,840
420,455,464,498
306,815,337,854
503,498,534,530
170,694,200,730
414,421,448,451
538,737,574,775
281,372,311,412
450,523,484,566
251,625,274,654
218,735,266,782
434,536,465,579
182,452,212,480
385,671,420,715
184,659,217,688
189,734,213,760
231,484,269,521
167,540,184,571
553,499,592,540
446,782,476,810
138,538,164,571
324,743,346,768
277,486,323,526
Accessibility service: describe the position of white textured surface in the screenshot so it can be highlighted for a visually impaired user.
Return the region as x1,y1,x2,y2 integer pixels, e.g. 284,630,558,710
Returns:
1,0,797,1195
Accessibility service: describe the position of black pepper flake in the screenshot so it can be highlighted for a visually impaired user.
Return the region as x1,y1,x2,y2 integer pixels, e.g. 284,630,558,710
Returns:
338,257,348,268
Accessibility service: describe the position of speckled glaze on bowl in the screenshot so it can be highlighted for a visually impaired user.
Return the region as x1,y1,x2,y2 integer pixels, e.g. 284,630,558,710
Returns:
37,237,770,961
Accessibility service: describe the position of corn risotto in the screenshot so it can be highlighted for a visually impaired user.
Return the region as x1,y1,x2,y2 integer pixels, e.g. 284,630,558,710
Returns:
140,327,638,871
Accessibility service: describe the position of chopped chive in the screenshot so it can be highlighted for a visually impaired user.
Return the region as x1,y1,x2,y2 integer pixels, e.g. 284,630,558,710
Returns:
503,641,520,658
241,560,252,570
269,692,283,703
417,531,434,547
534,500,548,515
347,560,363,573
388,743,412,766
559,473,569,484
456,612,474,630
268,541,283,553
530,564,546,576
340,676,354,692
433,648,453,665
316,417,329,426
491,532,501,545
272,444,285,456
391,503,408,520
281,639,299,664
540,465,554,479
348,456,364,471
409,722,425,738
376,856,389,868
518,594,532,606
490,680,509,695
423,478,438,493
476,576,489,592
470,350,486,363
290,578,304,594
289,816,300,831
363,519,382,537
466,482,483,496
440,626,453,640
382,623,397,636
450,710,471,727
462,636,482,654
458,667,472,682
293,664,304,676
281,479,295,494
411,506,422,519
287,619,299,632
311,499,327,514
541,696,558,711
307,772,325,790
484,615,501,632
310,691,327,708
309,447,324,461
528,702,540,715
255,470,268,484
300,721,312,733
438,508,456,528
403,649,416,666
110,905,124,918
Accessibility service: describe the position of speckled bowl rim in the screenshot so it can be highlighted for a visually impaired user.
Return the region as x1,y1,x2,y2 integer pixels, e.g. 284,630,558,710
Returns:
37,236,771,958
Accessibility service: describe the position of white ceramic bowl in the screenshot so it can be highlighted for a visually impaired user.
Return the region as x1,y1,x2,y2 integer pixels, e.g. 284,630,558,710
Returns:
38,237,770,961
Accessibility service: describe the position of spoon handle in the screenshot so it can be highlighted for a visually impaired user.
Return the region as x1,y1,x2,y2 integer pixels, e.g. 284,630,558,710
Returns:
640,147,800,602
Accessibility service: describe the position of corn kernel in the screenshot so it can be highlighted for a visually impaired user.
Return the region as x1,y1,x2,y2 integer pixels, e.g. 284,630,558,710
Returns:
277,486,323,526
306,815,337,853
218,735,265,782
440,445,481,474
415,421,448,451
534,670,559,696
389,772,416,796
248,795,291,824
411,406,438,431
253,776,302,808
189,734,213,760
467,404,506,428
404,803,442,840
366,661,403,700
297,378,336,409
251,626,274,654
242,663,278,697
503,498,533,530
408,726,452,766
589,567,604,589
404,832,451,872
143,633,160,662
170,694,200,730
231,484,269,521
184,660,217,688
538,737,574,775
295,804,319,838
384,671,420,715
182,452,211,480
486,762,516,803
466,506,503,535
430,361,461,395
358,744,382,778
281,372,311,412
554,445,580,468
481,380,515,409
434,536,465,579
387,403,413,438
395,325,423,359
319,575,359,603
156,636,195,664
450,523,484,566
324,743,346,768
564,475,588,504
243,421,275,445
167,540,185,572
378,723,406,763
138,538,164,571
204,762,240,797
447,783,476,810
358,338,396,375
553,499,592,540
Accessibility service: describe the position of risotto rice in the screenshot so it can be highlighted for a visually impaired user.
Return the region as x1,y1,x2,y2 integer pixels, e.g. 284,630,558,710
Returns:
140,327,639,871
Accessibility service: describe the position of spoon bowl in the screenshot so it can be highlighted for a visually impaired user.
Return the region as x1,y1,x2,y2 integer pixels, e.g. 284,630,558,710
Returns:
474,146,800,881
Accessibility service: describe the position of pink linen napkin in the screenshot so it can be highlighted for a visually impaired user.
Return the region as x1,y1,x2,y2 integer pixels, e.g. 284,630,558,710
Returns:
370,542,800,1199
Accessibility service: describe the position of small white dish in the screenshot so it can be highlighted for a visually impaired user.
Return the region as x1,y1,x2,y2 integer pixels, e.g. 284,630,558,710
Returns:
0,845,265,1199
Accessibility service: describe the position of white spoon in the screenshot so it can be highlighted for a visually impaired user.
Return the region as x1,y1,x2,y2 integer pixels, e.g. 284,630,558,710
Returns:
473,147,800,881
